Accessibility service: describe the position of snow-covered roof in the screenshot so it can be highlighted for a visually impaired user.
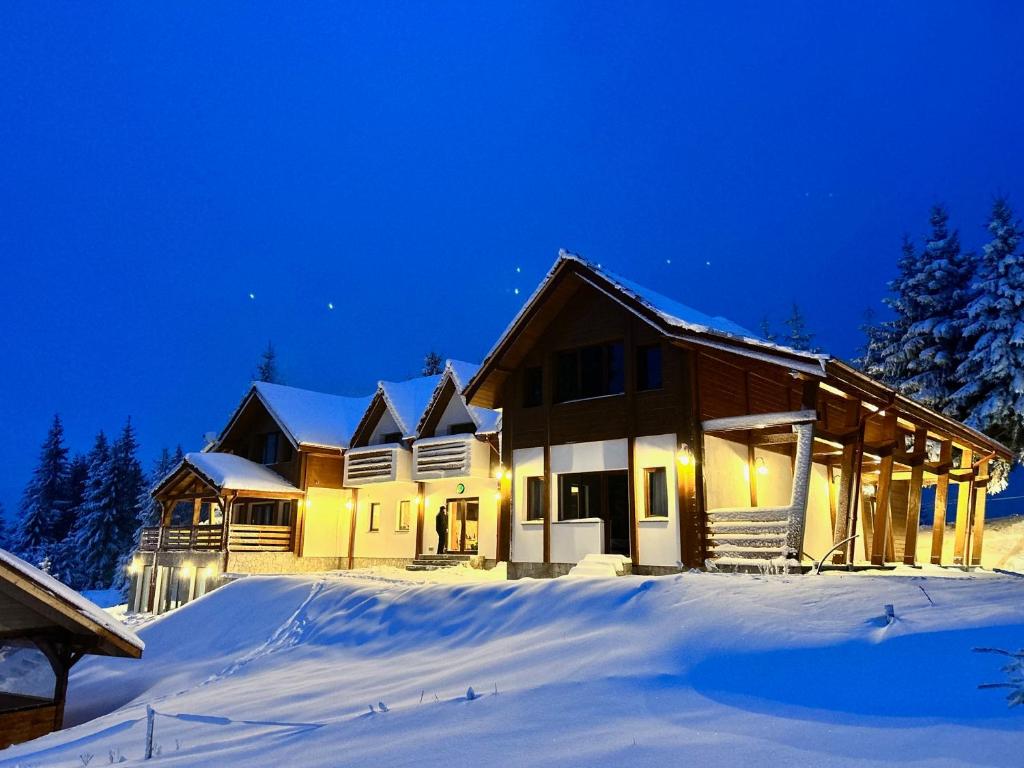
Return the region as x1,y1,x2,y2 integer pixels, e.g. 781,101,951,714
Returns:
253,382,372,451
0,548,144,657
440,360,501,434
184,452,303,495
379,374,443,438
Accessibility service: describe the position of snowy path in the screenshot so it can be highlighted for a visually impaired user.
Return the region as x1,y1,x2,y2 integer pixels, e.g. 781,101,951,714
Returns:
2,571,1023,767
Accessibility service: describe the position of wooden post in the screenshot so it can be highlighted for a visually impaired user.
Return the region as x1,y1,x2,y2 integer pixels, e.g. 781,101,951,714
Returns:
870,454,894,566
970,459,990,566
542,443,551,565
930,472,950,565
627,435,639,565
415,481,425,557
192,498,202,525
347,488,359,569
145,705,155,760
498,425,513,562
902,428,927,565
953,448,973,565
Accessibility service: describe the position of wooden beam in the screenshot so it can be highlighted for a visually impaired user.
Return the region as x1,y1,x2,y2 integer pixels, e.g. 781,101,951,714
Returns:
347,489,359,570
870,454,894,565
953,448,974,565
415,481,425,558
627,436,639,565
625,317,639,566
970,459,990,566
929,441,951,564
901,428,927,565
542,443,551,565
831,442,857,563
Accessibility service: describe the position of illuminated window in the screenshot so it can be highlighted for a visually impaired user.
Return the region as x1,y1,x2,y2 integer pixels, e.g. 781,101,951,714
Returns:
397,500,411,531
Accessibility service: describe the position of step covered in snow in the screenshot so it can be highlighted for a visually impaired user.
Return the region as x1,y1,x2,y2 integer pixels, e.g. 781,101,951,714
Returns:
565,553,632,579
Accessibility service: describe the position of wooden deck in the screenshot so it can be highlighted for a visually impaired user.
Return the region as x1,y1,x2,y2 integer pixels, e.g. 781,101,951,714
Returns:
0,694,58,749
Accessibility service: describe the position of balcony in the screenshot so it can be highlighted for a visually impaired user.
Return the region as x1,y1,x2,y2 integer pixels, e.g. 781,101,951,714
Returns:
138,523,293,553
344,444,410,485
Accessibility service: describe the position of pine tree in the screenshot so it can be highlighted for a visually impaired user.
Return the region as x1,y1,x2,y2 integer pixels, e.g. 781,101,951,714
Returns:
422,351,444,376
899,206,971,410
69,431,118,589
138,446,183,529
254,341,280,383
48,453,89,582
783,303,816,351
14,414,69,558
759,315,777,343
857,307,889,377
0,503,9,551
110,419,147,591
952,198,1024,458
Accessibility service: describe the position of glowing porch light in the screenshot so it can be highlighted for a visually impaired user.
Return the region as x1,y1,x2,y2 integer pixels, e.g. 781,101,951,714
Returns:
415,495,423,507
755,457,768,476
676,444,694,466
345,499,354,511
203,565,216,579
180,562,194,576
127,559,141,575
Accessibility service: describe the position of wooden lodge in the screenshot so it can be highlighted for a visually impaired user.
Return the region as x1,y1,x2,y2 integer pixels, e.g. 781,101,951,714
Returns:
0,550,143,748
126,252,1011,608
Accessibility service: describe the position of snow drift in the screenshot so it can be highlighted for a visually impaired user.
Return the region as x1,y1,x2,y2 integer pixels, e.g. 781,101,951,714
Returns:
3,571,1023,767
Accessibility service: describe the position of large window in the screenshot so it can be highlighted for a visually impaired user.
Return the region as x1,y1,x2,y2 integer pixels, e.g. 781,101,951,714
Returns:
555,342,624,402
369,502,381,532
636,344,663,391
558,473,603,520
397,500,411,531
236,501,292,526
526,476,545,521
644,467,668,518
523,366,543,407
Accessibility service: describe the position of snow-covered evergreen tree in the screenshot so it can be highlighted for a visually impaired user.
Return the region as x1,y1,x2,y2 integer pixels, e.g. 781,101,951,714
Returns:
255,341,280,383
422,351,444,376
0,503,9,551
783,303,816,351
14,414,69,558
952,198,1024,459
47,452,89,582
758,315,777,343
69,431,119,589
137,446,183,528
856,307,891,378
110,420,147,591
899,206,971,410
868,235,925,388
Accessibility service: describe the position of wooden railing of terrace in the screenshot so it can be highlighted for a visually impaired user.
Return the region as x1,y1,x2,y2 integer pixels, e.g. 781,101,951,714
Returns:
227,524,293,552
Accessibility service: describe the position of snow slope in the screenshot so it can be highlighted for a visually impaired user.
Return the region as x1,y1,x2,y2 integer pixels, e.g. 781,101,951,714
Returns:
2,571,1023,767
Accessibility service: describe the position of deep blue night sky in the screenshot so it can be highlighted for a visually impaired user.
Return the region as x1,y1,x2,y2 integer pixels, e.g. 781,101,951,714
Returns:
2,3,1023,517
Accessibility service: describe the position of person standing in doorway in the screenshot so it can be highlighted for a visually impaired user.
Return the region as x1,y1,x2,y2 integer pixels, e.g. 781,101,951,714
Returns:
436,505,448,554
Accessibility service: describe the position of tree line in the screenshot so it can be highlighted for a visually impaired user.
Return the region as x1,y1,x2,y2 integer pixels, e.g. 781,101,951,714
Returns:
0,414,183,592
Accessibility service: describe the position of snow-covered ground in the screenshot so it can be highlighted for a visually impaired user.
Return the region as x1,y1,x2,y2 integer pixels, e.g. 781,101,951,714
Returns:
919,514,1024,572
3,564,1023,767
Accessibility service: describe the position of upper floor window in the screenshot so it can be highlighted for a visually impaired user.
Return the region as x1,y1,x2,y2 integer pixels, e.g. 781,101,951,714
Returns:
636,344,663,391
523,366,543,408
448,422,476,436
555,342,624,403
261,432,280,465
382,431,403,444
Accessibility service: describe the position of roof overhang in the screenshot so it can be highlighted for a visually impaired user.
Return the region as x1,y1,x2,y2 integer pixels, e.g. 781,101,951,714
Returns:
152,454,305,501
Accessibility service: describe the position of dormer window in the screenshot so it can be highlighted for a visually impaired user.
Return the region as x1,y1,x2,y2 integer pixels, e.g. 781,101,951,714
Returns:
382,431,403,444
448,422,476,436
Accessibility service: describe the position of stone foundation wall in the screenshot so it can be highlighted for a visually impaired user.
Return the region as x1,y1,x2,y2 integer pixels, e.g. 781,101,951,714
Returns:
226,552,346,574
350,557,414,570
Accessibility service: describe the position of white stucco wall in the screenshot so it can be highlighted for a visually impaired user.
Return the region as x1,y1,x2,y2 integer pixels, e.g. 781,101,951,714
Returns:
433,394,475,436
634,433,682,567
369,408,404,445
351,481,419,560
512,446,545,563
802,463,834,563
300,486,349,558
421,475,499,558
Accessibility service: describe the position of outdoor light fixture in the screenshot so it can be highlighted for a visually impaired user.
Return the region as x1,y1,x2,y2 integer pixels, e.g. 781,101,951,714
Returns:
677,444,694,466
345,499,354,511
127,560,141,575
494,465,505,480
755,457,768,476
415,495,423,506
203,565,216,579
180,562,193,576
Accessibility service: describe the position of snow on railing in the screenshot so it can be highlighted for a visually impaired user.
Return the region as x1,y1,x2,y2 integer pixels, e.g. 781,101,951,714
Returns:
413,435,473,479
344,446,401,485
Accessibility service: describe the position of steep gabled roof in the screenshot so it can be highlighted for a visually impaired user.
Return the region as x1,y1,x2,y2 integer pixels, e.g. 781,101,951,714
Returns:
416,360,501,437
215,382,372,453
152,452,305,499
380,375,443,438
465,251,827,408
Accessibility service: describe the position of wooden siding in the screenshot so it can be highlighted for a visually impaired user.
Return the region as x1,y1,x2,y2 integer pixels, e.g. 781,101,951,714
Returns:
0,701,59,749
305,454,343,490
216,395,301,487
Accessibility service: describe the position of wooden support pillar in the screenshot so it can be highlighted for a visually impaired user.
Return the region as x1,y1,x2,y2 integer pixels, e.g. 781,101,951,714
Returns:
192,498,202,525
347,488,359,570
542,443,551,564
498,427,512,562
953,449,973,565
902,427,927,566
627,435,639,565
929,440,952,565
870,454,894,566
415,481,426,557
970,459,990,566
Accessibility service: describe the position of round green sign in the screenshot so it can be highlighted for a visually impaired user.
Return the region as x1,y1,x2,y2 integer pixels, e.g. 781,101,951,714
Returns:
456,482,466,494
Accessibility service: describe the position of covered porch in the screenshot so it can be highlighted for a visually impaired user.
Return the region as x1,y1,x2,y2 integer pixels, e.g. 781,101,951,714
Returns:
143,452,304,555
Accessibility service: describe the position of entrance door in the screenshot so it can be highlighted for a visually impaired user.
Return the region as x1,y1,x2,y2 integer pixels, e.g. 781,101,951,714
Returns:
558,470,630,557
447,498,479,554
604,472,630,557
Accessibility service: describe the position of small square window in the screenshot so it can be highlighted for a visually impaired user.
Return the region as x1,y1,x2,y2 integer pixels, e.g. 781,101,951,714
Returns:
448,422,476,436
382,432,403,444
397,500,411,531
526,477,545,521
369,502,381,532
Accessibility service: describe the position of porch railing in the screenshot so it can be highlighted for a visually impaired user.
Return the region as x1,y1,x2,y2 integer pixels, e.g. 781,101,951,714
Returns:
139,523,292,553
227,524,293,552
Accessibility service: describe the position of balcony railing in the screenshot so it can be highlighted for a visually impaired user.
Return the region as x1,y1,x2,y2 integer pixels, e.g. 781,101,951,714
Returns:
138,524,293,553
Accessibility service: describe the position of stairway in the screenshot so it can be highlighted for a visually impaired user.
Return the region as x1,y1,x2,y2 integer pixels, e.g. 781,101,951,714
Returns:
405,554,472,572
705,507,801,573
566,553,632,578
